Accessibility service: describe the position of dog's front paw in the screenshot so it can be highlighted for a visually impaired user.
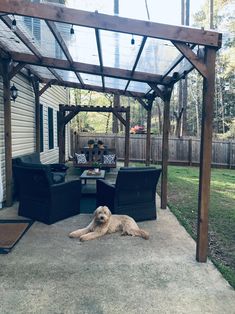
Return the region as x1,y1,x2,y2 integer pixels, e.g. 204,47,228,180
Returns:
69,231,79,238
79,235,87,242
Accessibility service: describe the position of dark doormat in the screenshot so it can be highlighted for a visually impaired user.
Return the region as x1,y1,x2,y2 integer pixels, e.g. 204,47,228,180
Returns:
0,219,34,254
80,195,97,214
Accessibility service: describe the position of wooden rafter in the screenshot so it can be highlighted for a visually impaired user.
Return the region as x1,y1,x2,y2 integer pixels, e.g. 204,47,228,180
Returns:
48,68,63,81
43,79,145,97
124,36,147,92
0,0,222,47
46,20,84,87
95,28,105,90
1,15,42,59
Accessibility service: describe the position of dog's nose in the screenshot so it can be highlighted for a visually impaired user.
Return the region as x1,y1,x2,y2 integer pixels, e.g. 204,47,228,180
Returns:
100,215,104,220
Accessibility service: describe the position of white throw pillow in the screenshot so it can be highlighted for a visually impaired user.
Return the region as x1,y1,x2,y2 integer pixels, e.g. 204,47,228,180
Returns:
103,154,116,164
75,153,87,164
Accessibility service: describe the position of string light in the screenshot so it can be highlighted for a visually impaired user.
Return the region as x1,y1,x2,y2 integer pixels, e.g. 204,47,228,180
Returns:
70,25,75,35
131,34,135,45
11,15,16,31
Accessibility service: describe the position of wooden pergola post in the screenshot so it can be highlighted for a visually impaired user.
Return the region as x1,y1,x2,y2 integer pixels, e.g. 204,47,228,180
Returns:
145,96,154,166
124,107,130,166
31,77,40,153
58,104,66,163
161,88,172,209
196,47,216,262
0,59,12,206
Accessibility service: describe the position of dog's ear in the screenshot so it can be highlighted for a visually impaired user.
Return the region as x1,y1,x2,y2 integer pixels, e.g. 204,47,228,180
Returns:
104,206,111,216
93,206,101,218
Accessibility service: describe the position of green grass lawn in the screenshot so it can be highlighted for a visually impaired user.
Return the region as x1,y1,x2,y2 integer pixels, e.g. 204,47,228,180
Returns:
165,166,235,289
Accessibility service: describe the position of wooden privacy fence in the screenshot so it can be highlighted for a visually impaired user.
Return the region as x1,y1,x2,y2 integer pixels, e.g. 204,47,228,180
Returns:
70,132,235,169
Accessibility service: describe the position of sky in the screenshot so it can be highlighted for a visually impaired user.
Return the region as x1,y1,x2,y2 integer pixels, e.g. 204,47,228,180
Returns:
67,0,206,26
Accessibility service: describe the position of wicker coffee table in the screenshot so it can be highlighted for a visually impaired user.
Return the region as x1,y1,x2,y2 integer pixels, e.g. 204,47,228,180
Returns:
80,169,106,185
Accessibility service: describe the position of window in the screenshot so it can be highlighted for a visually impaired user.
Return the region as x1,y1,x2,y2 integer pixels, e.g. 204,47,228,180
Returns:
48,107,54,150
40,104,44,152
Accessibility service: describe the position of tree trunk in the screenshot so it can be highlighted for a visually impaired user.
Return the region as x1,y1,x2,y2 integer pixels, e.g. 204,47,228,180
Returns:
112,94,119,133
157,102,162,134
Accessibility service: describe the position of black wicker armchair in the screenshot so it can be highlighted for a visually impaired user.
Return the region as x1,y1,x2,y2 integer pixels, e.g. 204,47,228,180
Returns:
14,164,81,224
12,152,68,184
96,167,162,221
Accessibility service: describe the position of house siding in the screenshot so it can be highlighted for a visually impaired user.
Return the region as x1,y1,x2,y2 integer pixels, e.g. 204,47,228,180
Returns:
0,76,4,207
0,73,69,206
39,84,69,163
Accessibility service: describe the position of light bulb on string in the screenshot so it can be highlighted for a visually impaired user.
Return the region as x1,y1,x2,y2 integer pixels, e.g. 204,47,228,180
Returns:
11,15,17,31
131,34,135,45
70,24,76,44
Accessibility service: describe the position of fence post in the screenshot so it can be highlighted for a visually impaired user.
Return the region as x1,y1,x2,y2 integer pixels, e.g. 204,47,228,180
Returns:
188,138,192,166
228,141,232,169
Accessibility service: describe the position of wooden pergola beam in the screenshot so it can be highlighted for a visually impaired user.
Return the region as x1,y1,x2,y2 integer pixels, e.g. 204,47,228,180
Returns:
7,51,170,85
63,105,128,125
39,80,55,96
172,41,208,78
61,105,128,112
9,62,25,80
58,105,130,164
0,0,222,47
43,79,146,98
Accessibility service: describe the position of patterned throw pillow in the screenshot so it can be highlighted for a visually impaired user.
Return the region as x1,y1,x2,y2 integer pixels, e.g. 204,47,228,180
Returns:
103,154,116,164
75,153,87,164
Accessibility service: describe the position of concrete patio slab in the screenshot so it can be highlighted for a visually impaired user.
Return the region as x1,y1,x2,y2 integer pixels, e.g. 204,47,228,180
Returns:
0,202,234,314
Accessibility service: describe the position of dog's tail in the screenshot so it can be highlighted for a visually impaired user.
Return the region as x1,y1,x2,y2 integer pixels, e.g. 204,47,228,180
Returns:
136,229,149,240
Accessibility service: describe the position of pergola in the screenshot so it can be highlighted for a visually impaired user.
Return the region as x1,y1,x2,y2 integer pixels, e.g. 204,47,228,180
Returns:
0,0,222,262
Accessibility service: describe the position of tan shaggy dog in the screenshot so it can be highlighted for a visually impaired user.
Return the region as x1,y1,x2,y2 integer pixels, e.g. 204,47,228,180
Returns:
69,206,149,241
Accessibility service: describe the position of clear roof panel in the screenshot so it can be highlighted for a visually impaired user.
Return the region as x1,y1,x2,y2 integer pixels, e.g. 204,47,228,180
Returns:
55,22,100,65
100,30,143,70
0,20,33,54
79,73,102,87
127,81,150,93
65,0,202,27
104,77,128,90
15,15,66,60
28,65,55,80
168,59,193,77
136,38,181,75
54,69,80,83
0,2,204,96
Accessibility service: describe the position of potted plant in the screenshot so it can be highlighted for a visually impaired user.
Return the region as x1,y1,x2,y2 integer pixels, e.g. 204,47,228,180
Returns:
87,139,95,149
92,161,101,173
